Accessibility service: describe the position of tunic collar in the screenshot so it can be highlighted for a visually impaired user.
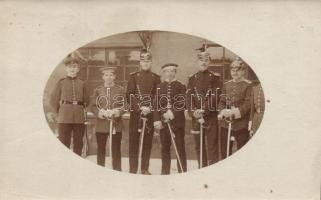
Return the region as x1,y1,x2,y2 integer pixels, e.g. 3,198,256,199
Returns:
164,78,176,83
67,76,77,80
104,82,115,88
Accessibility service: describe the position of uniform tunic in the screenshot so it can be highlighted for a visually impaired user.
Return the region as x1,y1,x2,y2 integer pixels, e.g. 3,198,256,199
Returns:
90,84,126,132
50,76,90,124
218,79,252,131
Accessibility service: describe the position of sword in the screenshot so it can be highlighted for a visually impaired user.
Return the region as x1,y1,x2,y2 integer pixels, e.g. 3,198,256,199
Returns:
109,118,113,165
198,116,206,168
218,123,222,161
225,115,234,158
138,115,148,173
82,103,89,158
166,121,184,173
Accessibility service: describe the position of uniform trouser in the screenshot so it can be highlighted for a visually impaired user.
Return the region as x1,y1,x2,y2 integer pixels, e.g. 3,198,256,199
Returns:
96,132,122,171
58,123,85,156
160,126,187,175
193,117,219,168
220,128,249,159
129,113,154,173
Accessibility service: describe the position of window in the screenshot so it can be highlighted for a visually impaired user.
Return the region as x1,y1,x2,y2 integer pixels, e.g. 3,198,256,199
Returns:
77,46,143,95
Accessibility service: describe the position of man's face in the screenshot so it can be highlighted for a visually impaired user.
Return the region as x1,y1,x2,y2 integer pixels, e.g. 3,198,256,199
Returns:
230,68,245,81
65,63,80,77
140,60,152,71
140,53,152,71
163,67,176,82
102,70,115,85
197,57,210,71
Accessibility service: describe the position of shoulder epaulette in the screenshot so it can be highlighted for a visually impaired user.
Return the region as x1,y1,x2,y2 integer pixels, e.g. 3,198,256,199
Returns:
151,72,160,77
243,79,252,84
224,80,233,84
208,70,220,77
115,84,124,90
188,73,197,79
57,77,67,84
95,85,104,90
130,71,139,76
213,72,221,76
175,80,185,86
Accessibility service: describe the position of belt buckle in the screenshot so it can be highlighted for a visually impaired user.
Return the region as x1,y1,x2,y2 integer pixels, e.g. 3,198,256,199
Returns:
72,101,78,105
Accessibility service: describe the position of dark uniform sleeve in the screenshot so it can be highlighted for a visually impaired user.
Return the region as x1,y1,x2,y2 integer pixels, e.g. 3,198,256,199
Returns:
204,75,220,115
173,83,186,116
49,80,62,114
239,84,252,117
186,76,195,117
126,74,140,112
152,84,161,122
117,86,126,116
89,88,100,116
218,83,227,111
83,81,90,107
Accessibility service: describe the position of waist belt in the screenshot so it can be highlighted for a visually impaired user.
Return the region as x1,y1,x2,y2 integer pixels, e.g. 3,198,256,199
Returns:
61,100,84,105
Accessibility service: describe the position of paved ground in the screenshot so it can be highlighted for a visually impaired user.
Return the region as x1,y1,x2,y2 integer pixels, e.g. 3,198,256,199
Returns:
86,156,199,175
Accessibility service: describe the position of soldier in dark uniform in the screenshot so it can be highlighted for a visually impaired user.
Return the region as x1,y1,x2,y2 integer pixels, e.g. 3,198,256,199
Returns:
153,63,187,175
126,49,161,174
218,58,252,159
186,46,221,168
89,67,125,171
249,83,265,137
50,53,90,156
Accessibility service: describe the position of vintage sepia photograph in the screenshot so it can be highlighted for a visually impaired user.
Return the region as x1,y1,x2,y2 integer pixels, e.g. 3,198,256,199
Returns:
2,1,321,199
43,31,265,175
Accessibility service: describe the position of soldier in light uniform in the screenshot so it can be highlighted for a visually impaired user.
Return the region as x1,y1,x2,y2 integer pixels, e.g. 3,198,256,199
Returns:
153,63,187,175
50,53,90,156
248,83,265,137
186,46,221,168
218,58,252,159
126,49,161,174
90,67,125,171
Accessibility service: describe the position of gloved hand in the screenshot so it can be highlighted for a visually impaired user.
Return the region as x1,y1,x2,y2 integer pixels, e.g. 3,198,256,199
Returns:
140,106,151,116
46,112,57,123
198,117,205,124
193,109,204,119
98,109,106,119
153,121,163,130
218,109,233,119
102,109,113,119
163,109,174,121
112,108,121,118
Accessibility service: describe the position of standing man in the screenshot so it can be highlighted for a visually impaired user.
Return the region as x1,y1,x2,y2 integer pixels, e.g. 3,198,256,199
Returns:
218,58,252,159
90,66,125,171
50,53,90,156
186,45,221,168
126,49,161,174
153,63,187,175
248,83,265,137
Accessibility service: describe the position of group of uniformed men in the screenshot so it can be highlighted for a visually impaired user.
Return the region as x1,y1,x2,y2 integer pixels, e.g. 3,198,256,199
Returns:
49,46,264,175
